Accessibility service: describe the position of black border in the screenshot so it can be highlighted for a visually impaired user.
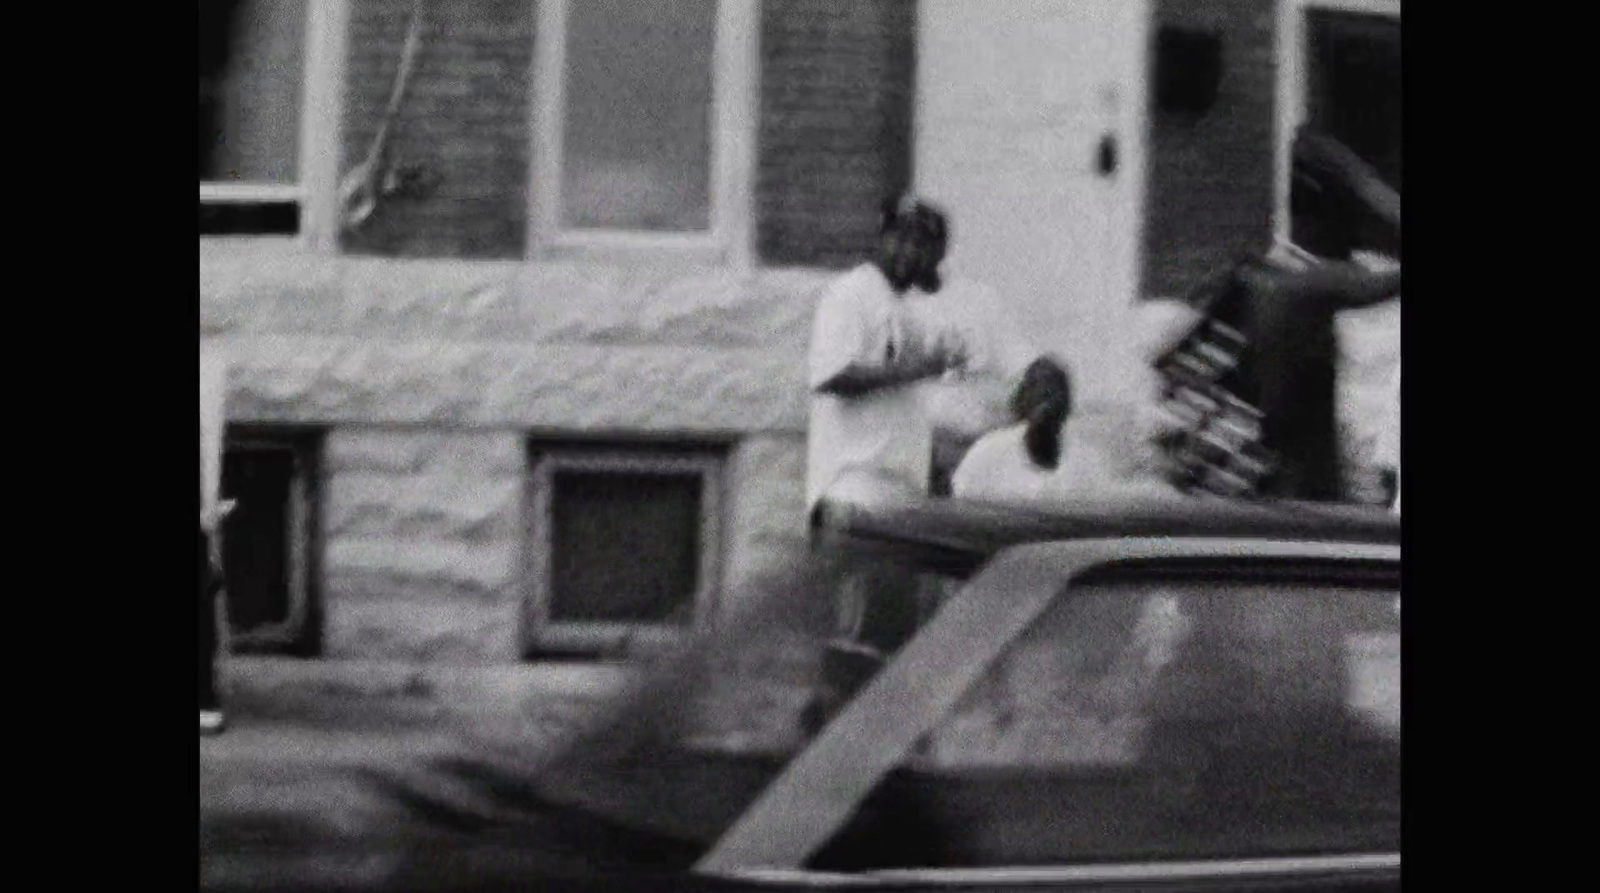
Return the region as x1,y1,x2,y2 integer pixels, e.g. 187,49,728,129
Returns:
34,1,1543,891
39,1,197,890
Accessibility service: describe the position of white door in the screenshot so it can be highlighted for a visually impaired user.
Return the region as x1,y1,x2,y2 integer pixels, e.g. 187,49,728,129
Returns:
916,0,1150,405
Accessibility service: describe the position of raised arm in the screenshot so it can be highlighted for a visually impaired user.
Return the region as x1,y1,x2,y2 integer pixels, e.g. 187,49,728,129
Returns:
1299,262,1402,310
1249,244,1400,312
1295,130,1400,236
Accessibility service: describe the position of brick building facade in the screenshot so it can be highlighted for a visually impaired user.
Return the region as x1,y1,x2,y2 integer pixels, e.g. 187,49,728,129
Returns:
200,0,1399,670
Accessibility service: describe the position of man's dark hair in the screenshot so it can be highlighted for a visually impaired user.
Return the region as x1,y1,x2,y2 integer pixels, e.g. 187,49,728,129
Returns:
876,194,949,294
1012,357,1073,471
879,194,949,245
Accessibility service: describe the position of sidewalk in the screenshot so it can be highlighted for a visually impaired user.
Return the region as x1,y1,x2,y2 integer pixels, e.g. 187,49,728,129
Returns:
199,657,701,891
218,655,639,733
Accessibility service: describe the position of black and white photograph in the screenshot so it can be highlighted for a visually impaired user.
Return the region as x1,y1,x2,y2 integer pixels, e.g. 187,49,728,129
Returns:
198,1,1401,890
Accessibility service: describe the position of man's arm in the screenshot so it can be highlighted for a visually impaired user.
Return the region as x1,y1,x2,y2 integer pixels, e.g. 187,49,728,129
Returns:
814,353,951,398
1301,263,1402,310
812,286,963,397
1251,259,1399,313
1295,130,1400,234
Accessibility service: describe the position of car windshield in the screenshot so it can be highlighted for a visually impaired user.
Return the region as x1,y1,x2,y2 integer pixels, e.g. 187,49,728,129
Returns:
518,552,1399,875
848,571,1399,868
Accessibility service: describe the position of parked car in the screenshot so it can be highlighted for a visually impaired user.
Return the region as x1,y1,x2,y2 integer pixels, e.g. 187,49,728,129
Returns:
455,491,1404,893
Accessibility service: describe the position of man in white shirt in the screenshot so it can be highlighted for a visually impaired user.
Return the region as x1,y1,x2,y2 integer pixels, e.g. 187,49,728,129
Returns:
806,196,1038,517
802,197,1041,733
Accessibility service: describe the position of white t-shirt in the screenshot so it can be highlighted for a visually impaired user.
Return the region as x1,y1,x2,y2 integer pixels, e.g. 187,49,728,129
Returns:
949,424,1055,503
807,265,932,510
952,418,1178,505
805,265,1037,510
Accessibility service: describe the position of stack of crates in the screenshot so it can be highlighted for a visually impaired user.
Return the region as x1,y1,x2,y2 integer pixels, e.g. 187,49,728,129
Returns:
1153,316,1276,499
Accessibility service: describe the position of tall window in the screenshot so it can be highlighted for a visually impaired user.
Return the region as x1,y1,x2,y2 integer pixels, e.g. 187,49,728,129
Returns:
532,0,757,259
200,0,307,235
200,0,343,244
1277,1,1401,254
563,0,715,231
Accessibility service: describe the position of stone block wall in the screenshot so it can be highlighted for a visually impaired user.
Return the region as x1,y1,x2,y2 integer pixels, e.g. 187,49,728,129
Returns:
203,244,829,662
322,429,524,661
202,246,1396,662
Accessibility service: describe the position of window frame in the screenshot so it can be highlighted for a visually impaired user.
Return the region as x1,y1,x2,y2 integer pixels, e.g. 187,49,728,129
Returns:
199,0,348,251
1272,0,1401,246
520,446,726,658
219,429,322,654
528,0,759,268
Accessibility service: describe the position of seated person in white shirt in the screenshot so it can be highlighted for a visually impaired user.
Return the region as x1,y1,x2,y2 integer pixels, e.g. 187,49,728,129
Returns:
950,357,1070,502
952,357,1180,504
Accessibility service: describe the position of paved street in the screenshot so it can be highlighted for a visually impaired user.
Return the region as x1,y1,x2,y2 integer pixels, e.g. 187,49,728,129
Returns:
198,664,709,892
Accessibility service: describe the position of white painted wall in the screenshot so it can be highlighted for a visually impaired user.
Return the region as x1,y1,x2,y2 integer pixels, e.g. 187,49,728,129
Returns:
916,0,1151,407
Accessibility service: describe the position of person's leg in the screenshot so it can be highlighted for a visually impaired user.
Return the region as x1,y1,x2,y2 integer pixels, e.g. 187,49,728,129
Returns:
200,526,217,708
805,563,925,736
1253,309,1347,502
1262,416,1342,501
200,591,219,711
200,526,226,733
1287,363,1345,502
850,564,924,656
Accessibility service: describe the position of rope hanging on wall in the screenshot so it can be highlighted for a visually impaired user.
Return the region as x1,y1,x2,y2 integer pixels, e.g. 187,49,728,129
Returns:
339,0,428,232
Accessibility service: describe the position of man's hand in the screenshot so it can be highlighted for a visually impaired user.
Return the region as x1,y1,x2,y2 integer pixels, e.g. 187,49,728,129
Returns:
817,313,970,397
892,311,969,372
927,327,972,376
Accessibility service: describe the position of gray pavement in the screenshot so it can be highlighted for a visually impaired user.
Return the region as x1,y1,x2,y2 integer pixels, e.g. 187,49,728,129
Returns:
198,660,705,891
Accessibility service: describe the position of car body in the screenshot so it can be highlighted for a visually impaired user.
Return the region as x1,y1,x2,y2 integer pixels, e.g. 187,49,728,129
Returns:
528,491,1402,893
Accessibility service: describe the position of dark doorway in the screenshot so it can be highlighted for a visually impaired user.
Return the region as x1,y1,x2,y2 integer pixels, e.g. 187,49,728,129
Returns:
219,432,321,655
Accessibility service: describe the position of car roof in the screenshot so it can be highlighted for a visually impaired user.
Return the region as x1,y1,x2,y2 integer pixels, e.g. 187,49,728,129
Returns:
814,490,1400,577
